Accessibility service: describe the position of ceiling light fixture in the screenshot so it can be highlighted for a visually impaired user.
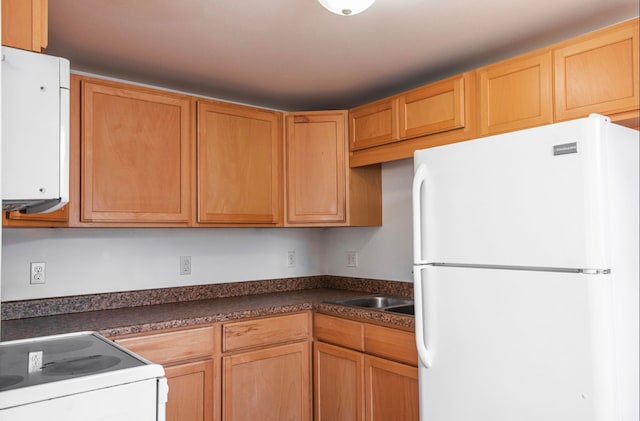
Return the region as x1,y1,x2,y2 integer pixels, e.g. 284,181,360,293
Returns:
318,0,376,16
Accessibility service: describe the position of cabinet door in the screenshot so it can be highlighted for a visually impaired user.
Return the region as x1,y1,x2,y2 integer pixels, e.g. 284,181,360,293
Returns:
165,360,214,421
478,50,553,135
222,341,310,421
197,101,281,224
399,74,466,139
285,112,347,225
80,79,192,224
314,342,364,421
364,355,419,421
554,19,639,121
349,98,399,151
1,0,47,52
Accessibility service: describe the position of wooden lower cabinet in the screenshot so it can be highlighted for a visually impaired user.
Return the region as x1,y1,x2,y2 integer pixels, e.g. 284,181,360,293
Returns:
222,341,311,421
114,326,218,421
364,355,419,421
313,313,419,421
314,342,364,421
165,360,215,421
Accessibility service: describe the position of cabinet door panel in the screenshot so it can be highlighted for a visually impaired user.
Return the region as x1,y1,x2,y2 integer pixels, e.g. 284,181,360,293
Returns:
314,342,364,421
81,80,191,223
349,98,398,151
198,101,281,224
479,51,553,135
399,75,465,139
223,341,310,421
554,20,639,121
364,355,419,421
285,113,346,224
165,360,214,421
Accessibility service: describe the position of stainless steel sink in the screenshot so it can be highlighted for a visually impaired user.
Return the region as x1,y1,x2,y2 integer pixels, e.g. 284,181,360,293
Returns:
325,295,414,316
384,304,414,316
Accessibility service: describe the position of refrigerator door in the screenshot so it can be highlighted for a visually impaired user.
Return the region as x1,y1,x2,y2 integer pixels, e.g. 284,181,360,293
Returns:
413,114,636,270
415,265,616,421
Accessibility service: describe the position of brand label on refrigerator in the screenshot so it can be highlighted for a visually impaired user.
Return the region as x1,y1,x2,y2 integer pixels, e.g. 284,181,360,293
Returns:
553,142,578,155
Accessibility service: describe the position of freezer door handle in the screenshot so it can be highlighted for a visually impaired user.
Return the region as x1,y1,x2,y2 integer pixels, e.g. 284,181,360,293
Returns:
414,267,432,368
413,163,428,265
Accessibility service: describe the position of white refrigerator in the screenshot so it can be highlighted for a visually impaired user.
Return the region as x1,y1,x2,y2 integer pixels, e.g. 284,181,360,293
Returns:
412,114,638,421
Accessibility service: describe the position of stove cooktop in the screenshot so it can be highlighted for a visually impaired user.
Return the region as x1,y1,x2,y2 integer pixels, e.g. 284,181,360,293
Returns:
0,332,147,393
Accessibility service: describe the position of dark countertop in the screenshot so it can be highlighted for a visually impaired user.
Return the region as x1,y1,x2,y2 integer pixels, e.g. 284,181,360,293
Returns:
1,288,415,341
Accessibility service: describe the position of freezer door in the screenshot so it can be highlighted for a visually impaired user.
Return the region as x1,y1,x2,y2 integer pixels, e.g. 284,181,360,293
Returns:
413,115,638,269
415,265,617,421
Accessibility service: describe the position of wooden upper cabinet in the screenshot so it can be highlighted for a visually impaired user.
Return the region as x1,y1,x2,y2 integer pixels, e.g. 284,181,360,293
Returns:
478,50,553,135
554,19,639,122
2,0,48,52
349,72,476,168
285,111,382,226
80,78,192,224
285,111,347,225
197,100,282,225
399,74,466,139
349,98,399,151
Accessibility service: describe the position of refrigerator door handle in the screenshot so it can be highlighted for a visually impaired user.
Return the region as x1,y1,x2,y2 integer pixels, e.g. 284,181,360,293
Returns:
413,266,432,368
413,163,428,265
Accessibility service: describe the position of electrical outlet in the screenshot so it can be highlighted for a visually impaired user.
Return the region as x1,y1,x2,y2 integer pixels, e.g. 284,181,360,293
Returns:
287,250,296,268
346,251,358,267
30,262,46,284
180,256,191,275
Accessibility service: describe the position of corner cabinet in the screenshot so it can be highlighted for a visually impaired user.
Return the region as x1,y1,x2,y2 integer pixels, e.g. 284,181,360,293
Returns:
554,18,639,124
1,0,48,52
79,77,193,225
197,100,282,225
478,50,553,136
285,111,382,226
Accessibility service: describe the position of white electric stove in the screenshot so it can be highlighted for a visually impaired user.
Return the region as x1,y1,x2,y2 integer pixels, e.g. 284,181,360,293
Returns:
0,331,168,420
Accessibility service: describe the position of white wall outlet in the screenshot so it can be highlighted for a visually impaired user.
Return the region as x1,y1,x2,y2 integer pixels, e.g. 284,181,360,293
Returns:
287,250,296,268
28,351,43,372
30,262,46,284
346,251,358,267
180,256,191,275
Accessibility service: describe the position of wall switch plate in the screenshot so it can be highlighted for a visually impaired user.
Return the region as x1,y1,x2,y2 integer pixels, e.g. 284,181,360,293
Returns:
30,262,46,284
180,256,191,275
346,251,358,267
287,251,296,268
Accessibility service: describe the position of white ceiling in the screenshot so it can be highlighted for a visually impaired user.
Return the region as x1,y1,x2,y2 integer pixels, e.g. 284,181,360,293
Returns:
46,0,639,111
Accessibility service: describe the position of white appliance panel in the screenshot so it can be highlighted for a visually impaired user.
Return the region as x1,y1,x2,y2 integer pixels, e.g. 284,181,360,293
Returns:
1,46,70,213
0,378,160,421
413,115,622,270
415,265,614,421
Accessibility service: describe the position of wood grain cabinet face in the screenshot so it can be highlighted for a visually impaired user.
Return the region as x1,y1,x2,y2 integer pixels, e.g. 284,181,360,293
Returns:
478,50,553,135
349,98,399,151
399,75,466,139
165,360,214,421
222,341,311,421
364,355,419,421
197,101,282,225
1,0,48,52
4,205,68,227
314,342,364,421
554,19,639,122
80,80,192,224
285,112,347,224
